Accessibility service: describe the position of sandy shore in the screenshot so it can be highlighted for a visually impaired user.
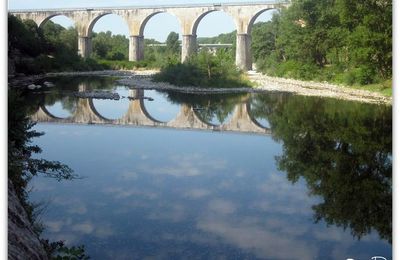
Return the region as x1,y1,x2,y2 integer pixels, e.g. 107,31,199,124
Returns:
10,69,391,105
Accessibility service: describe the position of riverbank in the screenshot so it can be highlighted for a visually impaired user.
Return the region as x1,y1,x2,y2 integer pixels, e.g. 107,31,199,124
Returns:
247,71,392,105
9,70,391,105
8,181,49,260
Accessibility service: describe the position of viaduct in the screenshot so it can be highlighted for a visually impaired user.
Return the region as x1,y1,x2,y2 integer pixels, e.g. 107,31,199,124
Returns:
10,1,290,70
30,87,271,135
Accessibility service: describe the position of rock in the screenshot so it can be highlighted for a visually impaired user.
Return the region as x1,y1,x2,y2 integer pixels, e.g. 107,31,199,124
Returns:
8,181,49,260
73,91,120,100
43,81,55,87
27,84,42,90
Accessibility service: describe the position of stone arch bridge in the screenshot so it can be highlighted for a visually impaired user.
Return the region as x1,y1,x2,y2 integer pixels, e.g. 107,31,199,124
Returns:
10,1,290,70
30,87,271,135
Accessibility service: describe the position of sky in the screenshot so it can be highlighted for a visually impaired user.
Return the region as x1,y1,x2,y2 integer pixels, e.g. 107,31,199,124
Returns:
7,0,276,41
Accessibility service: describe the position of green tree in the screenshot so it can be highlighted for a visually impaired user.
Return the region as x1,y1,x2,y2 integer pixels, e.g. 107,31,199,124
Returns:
92,31,129,60
154,50,250,88
165,31,180,55
251,20,278,62
251,0,392,85
8,15,44,57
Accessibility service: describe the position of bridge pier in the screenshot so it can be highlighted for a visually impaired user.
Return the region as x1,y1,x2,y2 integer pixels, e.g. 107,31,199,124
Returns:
78,36,92,59
236,33,252,71
181,34,197,63
129,35,145,62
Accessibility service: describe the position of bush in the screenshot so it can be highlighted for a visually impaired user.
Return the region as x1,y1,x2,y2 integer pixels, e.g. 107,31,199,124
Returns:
154,50,252,88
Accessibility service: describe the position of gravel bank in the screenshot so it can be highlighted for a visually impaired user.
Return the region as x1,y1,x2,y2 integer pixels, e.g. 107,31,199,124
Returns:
247,71,391,105
9,70,391,105
115,70,391,105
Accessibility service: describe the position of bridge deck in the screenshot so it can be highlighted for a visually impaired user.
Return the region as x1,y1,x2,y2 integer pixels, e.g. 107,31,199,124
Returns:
9,1,290,12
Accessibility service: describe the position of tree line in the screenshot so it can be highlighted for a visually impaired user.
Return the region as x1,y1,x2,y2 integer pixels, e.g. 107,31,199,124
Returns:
9,0,392,87
251,0,392,86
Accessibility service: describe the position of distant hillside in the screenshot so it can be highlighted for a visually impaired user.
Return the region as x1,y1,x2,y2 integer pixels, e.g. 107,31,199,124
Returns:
197,31,236,44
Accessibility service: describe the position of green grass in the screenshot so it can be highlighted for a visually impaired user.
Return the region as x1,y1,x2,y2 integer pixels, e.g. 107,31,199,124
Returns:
344,80,392,97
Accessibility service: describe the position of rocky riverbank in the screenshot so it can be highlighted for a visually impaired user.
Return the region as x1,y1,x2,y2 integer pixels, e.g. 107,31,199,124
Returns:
247,71,391,104
9,69,391,105
115,70,391,104
8,181,48,260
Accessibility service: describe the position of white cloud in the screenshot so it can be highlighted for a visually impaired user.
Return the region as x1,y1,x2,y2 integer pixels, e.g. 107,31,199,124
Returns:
197,217,317,260
118,171,138,181
139,154,227,177
104,186,158,199
72,222,94,234
184,188,211,199
208,199,236,215
46,220,64,232
94,225,115,238
147,204,186,222
67,204,87,215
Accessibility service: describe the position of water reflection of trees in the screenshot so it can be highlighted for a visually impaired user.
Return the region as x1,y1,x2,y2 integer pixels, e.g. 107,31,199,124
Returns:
251,94,392,243
26,76,117,115
164,91,247,124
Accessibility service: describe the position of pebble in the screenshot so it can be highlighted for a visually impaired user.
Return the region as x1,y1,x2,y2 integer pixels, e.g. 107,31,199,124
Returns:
43,81,55,87
27,84,41,90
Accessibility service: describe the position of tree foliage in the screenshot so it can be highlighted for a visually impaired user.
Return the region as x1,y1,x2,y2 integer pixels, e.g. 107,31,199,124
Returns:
165,31,180,55
251,0,392,85
92,31,129,60
154,49,251,88
8,15,105,74
197,31,236,44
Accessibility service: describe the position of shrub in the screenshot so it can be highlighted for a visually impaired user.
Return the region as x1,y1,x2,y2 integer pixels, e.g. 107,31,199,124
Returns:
154,50,252,88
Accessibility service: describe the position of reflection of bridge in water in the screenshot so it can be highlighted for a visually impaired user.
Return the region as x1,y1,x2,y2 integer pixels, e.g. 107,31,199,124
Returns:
31,84,271,135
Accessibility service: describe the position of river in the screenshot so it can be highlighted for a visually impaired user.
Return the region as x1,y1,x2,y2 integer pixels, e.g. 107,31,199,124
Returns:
23,76,391,260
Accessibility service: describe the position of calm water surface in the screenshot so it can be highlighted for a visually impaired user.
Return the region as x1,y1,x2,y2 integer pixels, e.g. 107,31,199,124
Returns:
25,77,392,260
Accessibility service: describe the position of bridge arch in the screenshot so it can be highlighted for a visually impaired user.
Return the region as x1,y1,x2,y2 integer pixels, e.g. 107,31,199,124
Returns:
138,98,165,124
142,90,181,123
86,13,130,60
139,11,182,61
192,109,220,127
87,98,114,122
86,12,114,37
41,104,68,120
36,14,76,28
245,101,271,130
247,8,278,34
117,89,166,126
139,11,181,37
191,9,236,36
